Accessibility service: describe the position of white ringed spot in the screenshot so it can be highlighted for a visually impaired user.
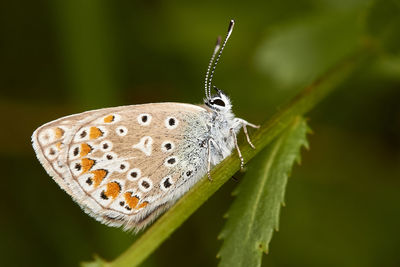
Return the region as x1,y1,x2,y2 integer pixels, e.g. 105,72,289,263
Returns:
132,136,153,156
78,173,95,191
52,161,67,174
183,169,194,179
103,152,118,161
100,140,113,152
74,127,90,142
165,116,179,130
93,186,113,205
115,161,130,173
45,145,59,160
161,140,175,153
127,168,141,181
138,177,153,192
160,175,173,192
69,145,80,160
110,193,130,213
164,156,178,167
116,126,128,136
38,129,55,145
137,113,152,126
70,160,83,176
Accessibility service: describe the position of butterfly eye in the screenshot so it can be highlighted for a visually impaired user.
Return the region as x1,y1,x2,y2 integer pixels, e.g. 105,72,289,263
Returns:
211,98,225,107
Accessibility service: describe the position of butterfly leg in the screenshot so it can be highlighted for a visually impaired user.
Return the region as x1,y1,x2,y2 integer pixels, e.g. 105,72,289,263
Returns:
207,138,214,181
230,128,244,170
243,124,256,149
205,137,224,181
236,118,260,149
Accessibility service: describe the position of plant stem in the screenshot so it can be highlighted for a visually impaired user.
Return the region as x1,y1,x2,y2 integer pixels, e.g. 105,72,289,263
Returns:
95,50,366,267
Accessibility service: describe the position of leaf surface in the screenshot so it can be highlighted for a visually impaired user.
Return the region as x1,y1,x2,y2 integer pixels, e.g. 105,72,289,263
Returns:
218,117,309,267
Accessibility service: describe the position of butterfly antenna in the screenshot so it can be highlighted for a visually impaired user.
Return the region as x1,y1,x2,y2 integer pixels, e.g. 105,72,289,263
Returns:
207,19,235,97
204,36,222,99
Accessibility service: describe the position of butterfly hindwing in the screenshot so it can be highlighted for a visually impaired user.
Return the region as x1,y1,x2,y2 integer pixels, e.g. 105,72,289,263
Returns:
32,108,107,196
32,103,210,230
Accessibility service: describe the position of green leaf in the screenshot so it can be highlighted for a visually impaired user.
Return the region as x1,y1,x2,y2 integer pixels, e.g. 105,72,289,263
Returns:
218,116,309,267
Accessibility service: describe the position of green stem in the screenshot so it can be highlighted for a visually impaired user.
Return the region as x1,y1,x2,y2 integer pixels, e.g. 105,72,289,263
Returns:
91,49,367,267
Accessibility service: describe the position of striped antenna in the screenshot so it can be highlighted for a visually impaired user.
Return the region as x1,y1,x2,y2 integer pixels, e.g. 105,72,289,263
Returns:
207,19,235,98
204,36,222,99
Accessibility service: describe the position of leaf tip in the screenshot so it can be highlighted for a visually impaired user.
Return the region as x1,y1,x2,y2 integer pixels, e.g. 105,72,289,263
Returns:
258,243,270,254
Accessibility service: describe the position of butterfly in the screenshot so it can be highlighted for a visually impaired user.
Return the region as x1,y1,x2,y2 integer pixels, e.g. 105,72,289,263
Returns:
31,20,258,231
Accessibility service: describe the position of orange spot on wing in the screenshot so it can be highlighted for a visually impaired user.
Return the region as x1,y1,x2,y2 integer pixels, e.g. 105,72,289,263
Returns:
56,142,62,150
89,127,103,140
136,201,148,210
104,182,121,199
103,115,114,123
80,143,92,157
124,192,139,209
54,127,64,139
81,158,95,173
91,169,108,187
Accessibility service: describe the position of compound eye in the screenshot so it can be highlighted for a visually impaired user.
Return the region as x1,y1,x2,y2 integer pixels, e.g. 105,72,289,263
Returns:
211,98,226,107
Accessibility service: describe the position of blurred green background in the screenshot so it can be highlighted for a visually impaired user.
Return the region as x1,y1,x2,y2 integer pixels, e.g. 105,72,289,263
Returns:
1,0,399,266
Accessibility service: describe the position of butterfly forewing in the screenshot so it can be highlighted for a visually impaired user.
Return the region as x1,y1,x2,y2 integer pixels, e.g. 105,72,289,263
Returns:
32,103,209,229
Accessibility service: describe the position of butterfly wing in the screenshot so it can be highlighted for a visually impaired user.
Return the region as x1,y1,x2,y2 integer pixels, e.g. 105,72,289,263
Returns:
32,103,210,230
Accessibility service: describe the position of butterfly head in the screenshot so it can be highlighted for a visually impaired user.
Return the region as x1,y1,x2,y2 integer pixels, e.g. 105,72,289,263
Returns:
205,87,232,112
